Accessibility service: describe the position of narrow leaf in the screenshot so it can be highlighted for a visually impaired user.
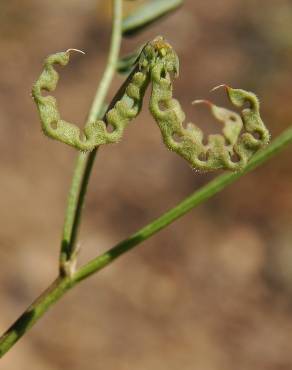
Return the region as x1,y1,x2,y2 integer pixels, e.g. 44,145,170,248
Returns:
116,46,144,74
122,0,183,36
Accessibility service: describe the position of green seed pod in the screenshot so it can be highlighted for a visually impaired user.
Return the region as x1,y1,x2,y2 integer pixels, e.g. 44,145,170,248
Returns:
32,37,270,171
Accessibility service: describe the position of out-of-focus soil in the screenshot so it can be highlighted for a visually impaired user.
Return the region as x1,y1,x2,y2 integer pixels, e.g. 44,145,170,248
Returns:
0,1,292,369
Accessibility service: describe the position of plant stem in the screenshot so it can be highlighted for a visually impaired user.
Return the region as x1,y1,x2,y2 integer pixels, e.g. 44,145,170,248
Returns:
0,277,72,358
1,127,291,357
59,0,123,271
73,127,292,282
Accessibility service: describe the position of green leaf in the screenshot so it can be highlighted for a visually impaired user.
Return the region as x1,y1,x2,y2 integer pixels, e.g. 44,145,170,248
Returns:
122,0,183,36
116,45,145,74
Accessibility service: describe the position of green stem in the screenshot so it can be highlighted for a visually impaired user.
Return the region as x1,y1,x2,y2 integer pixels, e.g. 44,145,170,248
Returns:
73,127,292,282
59,0,123,271
1,127,291,357
0,277,72,358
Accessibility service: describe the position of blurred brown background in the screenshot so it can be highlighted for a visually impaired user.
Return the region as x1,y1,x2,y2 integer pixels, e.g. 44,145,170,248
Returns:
0,1,292,369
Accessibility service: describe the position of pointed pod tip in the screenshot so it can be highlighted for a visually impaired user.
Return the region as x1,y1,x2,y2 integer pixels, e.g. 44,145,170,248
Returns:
210,84,230,93
65,48,86,55
192,99,212,107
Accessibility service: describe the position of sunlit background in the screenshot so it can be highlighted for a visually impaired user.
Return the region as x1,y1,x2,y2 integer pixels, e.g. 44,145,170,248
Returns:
1,1,292,369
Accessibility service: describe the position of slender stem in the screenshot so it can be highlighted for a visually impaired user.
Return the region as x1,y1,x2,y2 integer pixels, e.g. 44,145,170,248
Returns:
73,127,292,282
0,277,72,358
59,0,123,271
1,128,290,358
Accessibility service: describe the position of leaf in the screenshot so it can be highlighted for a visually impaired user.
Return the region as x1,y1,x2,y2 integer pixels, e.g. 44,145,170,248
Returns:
116,46,144,74
122,0,184,36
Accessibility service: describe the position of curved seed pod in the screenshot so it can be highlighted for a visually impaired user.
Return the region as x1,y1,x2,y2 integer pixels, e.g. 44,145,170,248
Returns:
32,36,270,171
148,40,270,170
32,49,150,151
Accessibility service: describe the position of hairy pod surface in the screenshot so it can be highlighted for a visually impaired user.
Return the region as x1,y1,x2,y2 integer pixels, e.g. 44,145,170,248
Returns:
32,37,270,171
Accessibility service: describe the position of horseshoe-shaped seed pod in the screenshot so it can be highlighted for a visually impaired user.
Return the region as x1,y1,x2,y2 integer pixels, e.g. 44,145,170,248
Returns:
32,49,150,151
32,36,270,171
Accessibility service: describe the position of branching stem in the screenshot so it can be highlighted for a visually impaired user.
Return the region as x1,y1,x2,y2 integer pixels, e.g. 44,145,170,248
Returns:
0,127,291,357
59,0,123,272
1,0,291,360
